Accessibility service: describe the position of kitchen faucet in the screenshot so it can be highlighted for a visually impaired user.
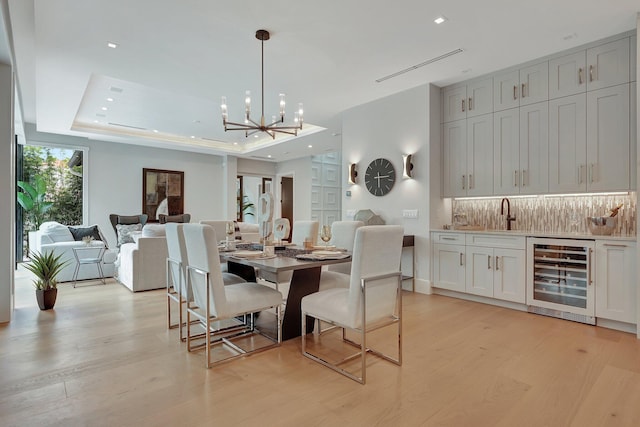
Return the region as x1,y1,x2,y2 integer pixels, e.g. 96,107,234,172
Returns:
500,198,516,230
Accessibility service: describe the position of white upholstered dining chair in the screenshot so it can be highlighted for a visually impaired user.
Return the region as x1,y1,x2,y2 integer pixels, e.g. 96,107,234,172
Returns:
166,223,246,342
301,225,404,384
183,224,283,368
291,220,319,247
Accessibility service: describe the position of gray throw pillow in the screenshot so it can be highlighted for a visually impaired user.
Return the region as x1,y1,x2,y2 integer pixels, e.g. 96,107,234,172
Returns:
116,223,142,246
68,225,102,243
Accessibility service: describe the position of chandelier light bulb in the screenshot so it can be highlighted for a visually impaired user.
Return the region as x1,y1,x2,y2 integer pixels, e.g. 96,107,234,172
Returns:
245,90,251,116
220,96,228,121
279,94,286,120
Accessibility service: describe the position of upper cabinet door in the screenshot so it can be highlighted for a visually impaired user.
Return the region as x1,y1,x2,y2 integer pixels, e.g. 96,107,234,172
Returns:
586,84,630,192
466,78,493,118
549,94,587,194
519,102,549,195
493,70,520,111
586,38,630,91
519,62,548,106
443,85,467,123
549,51,587,99
466,114,494,196
493,108,520,195
442,120,467,197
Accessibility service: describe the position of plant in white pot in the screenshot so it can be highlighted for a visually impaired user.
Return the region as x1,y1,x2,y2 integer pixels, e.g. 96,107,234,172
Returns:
24,250,69,310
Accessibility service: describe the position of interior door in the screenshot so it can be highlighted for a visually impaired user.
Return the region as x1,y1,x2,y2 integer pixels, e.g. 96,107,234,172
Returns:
280,177,293,242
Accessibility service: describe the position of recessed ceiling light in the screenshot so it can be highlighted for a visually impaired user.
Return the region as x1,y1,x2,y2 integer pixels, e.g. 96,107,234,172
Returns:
153,129,158,133
434,16,447,24
107,42,118,49
308,145,313,148
267,155,272,158
106,97,114,102
93,120,99,123
101,107,108,111
233,142,238,145
254,135,259,138
190,135,195,139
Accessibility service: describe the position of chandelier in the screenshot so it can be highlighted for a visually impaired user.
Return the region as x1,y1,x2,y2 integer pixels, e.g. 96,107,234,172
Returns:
221,29,303,139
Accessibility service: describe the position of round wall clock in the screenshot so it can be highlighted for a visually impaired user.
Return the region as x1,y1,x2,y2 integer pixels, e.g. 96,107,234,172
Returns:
364,158,396,196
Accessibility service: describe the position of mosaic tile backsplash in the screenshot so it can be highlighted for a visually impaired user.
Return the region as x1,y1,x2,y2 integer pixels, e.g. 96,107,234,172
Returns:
452,193,637,236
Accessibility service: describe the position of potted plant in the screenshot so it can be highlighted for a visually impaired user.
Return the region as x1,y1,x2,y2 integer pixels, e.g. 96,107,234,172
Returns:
17,175,53,255
23,250,69,310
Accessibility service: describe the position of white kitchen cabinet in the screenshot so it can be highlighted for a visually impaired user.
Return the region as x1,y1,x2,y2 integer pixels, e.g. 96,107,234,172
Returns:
443,85,467,123
549,84,630,194
432,233,466,293
465,234,526,303
631,82,636,190
442,120,467,197
443,79,493,123
586,38,630,91
466,246,494,297
595,241,636,324
493,108,520,195
493,62,548,111
493,248,526,303
549,93,587,193
586,84,630,192
494,103,549,196
443,114,493,197
466,114,494,196
519,101,549,194
549,50,586,99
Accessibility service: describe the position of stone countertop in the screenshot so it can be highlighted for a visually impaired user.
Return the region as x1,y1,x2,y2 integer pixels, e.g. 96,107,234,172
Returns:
431,228,637,242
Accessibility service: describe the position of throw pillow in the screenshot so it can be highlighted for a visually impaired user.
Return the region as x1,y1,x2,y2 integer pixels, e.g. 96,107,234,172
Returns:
116,223,142,246
68,225,102,243
141,224,166,237
158,214,189,224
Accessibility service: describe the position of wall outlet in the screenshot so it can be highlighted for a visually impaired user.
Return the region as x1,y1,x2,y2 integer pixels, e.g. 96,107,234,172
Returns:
403,209,419,219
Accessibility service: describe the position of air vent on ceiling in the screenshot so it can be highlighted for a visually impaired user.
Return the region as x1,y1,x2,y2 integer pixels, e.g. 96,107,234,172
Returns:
375,48,464,83
108,122,146,130
95,113,106,118
109,86,124,93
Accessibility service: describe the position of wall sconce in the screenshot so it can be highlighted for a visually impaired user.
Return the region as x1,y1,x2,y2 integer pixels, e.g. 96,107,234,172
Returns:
403,154,414,179
348,163,358,184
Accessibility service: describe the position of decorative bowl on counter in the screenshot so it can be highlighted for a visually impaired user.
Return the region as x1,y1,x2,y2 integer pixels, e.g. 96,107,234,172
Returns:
587,216,617,235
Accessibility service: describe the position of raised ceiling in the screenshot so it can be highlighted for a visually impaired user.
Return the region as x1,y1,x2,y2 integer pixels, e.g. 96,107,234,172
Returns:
5,0,639,161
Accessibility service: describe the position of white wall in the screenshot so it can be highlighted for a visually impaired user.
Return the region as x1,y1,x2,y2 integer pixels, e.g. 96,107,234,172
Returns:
341,84,435,293
0,62,14,323
275,157,313,221
24,126,228,248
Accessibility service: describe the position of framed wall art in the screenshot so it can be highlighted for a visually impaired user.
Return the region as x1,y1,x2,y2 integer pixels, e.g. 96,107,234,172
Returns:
142,168,184,222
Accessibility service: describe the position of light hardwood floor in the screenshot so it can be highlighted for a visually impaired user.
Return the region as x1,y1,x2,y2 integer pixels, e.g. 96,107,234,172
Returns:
2,268,640,427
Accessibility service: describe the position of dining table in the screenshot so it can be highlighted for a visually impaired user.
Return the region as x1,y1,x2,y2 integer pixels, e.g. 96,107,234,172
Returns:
221,244,351,341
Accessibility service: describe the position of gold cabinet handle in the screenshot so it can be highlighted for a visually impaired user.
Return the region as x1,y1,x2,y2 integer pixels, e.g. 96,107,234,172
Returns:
521,83,526,98
462,99,465,112
487,255,492,270
459,253,464,266
513,85,517,100
522,169,526,187
589,65,594,82
495,256,500,271
468,97,472,111
514,170,519,187
603,244,627,248
462,175,466,190
578,68,583,85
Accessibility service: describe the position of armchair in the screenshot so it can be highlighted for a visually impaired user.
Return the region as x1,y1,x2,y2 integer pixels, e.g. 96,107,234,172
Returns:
109,214,148,248
116,224,167,292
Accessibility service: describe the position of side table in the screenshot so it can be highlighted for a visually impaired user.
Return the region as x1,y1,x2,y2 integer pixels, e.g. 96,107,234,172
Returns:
72,246,106,288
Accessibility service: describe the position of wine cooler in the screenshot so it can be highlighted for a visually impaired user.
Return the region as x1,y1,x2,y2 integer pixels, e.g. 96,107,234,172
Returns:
526,238,595,324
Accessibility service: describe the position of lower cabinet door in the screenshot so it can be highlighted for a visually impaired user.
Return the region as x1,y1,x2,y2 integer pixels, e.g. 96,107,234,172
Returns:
595,241,636,323
493,248,526,303
465,246,494,297
432,244,466,292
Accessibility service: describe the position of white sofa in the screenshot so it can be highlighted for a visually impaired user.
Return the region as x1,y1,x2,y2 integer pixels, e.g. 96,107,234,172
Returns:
116,224,168,292
199,220,261,243
37,221,117,283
